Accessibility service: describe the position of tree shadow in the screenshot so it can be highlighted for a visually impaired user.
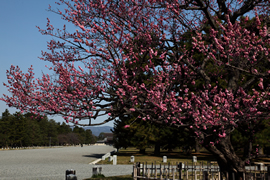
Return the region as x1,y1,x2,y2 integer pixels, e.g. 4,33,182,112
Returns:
82,153,104,158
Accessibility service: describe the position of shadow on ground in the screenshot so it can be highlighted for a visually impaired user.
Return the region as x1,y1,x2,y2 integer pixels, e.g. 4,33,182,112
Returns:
83,154,104,158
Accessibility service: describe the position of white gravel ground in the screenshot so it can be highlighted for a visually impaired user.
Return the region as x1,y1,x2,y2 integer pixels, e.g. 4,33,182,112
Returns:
0,145,132,180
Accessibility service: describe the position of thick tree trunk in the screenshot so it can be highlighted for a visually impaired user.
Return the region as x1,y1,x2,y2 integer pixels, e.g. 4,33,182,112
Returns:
167,142,173,152
195,139,200,153
139,148,146,154
204,135,245,180
185,146,192,155
154,142,160,155
258,146,263,155
244,141,252,158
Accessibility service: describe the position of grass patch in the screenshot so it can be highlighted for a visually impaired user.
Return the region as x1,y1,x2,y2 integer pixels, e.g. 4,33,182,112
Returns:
84,174,132,180
98,147,270,165
91,174,106,178
97,147,217,165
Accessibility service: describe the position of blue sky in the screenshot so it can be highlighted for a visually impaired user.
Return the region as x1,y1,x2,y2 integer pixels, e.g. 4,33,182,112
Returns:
0,0,113,127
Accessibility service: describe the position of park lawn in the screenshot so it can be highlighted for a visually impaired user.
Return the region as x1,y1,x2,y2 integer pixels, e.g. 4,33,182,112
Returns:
98,147,270,165
97,147,218,165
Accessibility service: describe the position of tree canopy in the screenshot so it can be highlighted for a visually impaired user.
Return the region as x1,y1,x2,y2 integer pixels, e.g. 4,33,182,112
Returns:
0,109,95,147
1,0,270,178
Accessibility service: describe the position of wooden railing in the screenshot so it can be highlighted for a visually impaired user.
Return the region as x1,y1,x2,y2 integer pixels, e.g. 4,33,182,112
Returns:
133,161,220,180
132,162,270,180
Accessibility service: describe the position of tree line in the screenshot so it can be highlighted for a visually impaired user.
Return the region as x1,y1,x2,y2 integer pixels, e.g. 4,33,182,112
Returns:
113,113,270,156
0,109,96,148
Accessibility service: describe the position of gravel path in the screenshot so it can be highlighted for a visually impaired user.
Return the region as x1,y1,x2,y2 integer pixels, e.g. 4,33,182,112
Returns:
0,145,132,180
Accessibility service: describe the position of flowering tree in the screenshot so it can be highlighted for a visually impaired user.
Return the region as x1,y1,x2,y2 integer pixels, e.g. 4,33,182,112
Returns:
2,0,270,178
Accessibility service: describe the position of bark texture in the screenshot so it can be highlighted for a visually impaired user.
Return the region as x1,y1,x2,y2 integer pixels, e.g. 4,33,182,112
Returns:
204,135,245,180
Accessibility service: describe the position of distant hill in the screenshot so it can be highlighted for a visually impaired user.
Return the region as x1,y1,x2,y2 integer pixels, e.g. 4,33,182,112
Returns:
84,126,113,136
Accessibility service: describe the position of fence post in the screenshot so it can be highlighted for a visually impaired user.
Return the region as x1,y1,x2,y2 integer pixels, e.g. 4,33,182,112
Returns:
92,166,98,176
133,164,137,180
168,162,170,178
113,155,117,165
160,163,163,180
163,156,167,163
147,168,150,178
138,162,141,177
186,162,189,180
268,165,270,180
178,162,182,180
130,156,135,163
143,162,145,177
201,161,203,179
155,161,157,178
192,161,194,180
194,162,197,180
232,172,235,180
151,162,153,177
203,171,209,180
207,161,212,180
172,167,175,180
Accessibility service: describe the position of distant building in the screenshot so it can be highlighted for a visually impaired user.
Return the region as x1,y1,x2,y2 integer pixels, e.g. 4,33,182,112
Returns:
95,140,106,145
103,133,114,145
94,132,114,145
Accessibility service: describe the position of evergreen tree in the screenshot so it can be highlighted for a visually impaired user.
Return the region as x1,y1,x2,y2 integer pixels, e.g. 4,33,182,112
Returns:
57,122,72,145
37,116,51,146
73,126,85,144
25,117,42,146
57,122,72,134
11,112,28,147
47,119,59,146
0,109,12,147
97,132,105,140
113,114,198,154
85,129,95,144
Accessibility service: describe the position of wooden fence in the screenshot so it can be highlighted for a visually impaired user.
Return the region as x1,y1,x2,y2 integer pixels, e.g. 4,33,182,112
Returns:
244,163,270,180
132,162,270,180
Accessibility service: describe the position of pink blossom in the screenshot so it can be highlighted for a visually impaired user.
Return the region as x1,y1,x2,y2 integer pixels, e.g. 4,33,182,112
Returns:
124,125,130,128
